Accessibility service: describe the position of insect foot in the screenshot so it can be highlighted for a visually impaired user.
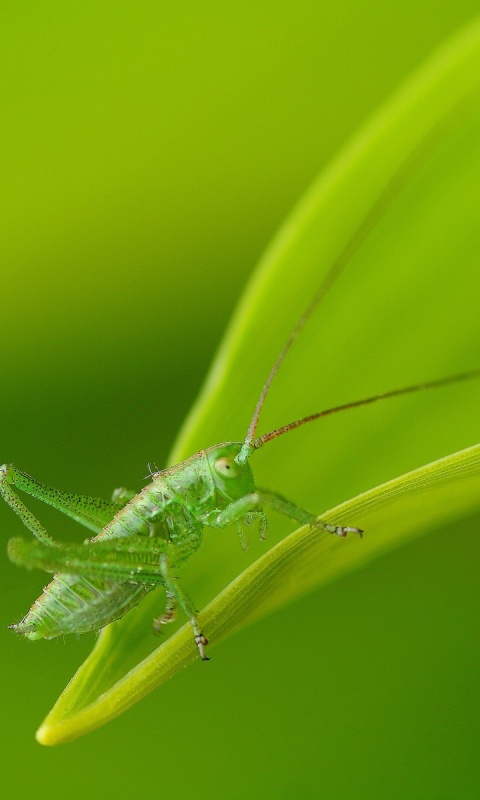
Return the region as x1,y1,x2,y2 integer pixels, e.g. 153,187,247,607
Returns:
195,633,210,661
152,611,177,634
324,523,363,538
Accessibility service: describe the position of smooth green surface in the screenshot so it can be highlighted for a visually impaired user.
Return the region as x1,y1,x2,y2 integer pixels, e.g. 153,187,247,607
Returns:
35,17,480,745
1,4,480,799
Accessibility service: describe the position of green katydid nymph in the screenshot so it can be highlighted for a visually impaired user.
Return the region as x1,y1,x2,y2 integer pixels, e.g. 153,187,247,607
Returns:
3,99,480,662
3,309,479,660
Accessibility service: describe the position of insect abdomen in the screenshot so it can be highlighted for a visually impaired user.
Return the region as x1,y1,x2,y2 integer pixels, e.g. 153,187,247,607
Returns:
12,574,152,639
14,461,210,639
13,490,166,638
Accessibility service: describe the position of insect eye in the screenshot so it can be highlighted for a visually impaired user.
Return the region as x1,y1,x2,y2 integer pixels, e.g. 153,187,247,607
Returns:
214,457,238,478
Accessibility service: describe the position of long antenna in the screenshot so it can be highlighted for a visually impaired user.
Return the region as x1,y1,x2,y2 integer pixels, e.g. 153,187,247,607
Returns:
236,91,476,464
252,368,480,450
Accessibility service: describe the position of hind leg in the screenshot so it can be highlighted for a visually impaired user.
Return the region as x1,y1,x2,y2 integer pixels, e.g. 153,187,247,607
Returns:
0,463,136,543
9,536,209,659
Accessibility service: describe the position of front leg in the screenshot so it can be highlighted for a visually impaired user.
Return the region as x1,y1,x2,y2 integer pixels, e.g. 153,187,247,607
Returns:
207,496,268,543
258,489,363,537
214,490,362,538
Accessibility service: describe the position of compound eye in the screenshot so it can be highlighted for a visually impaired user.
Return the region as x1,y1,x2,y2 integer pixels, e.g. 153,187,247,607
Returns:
214,457,239,478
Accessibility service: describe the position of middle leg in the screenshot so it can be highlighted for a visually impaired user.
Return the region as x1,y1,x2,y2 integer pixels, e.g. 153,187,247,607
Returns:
159,553,209,661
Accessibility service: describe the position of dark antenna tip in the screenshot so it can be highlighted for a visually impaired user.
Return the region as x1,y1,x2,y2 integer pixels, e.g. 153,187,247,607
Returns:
254,367,480,448
241,90,479,453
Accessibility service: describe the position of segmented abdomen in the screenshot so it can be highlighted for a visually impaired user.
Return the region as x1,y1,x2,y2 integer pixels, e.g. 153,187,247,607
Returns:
14,481,172,639
13,575,152,639
14,461,209,639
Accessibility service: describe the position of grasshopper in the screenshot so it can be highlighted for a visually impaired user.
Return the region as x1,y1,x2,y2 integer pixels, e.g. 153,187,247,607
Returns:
4,352,478,660
4,104,480,661
2,400,365,661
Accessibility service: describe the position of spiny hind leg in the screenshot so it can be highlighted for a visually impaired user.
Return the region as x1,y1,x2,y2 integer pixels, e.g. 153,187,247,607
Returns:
8,535,166,583
10,537,210,658
0,463,136,540
1,465,57,546
152,590,177,634
159,553,209,661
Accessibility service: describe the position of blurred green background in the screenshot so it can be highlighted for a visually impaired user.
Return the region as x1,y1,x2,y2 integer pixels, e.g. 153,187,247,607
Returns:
1,3,480,798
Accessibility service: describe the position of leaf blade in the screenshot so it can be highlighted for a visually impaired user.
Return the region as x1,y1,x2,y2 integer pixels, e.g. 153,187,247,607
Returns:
37,443,480,744
36,16,480,743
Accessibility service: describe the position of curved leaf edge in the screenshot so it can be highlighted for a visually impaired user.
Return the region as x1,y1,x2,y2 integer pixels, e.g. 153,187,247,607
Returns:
35,13,480,745
170,16,480,465
37,442,480,745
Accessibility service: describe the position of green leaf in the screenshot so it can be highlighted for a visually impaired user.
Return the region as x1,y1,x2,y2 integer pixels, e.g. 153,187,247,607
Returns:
38,445,480,745
37,17,480,745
